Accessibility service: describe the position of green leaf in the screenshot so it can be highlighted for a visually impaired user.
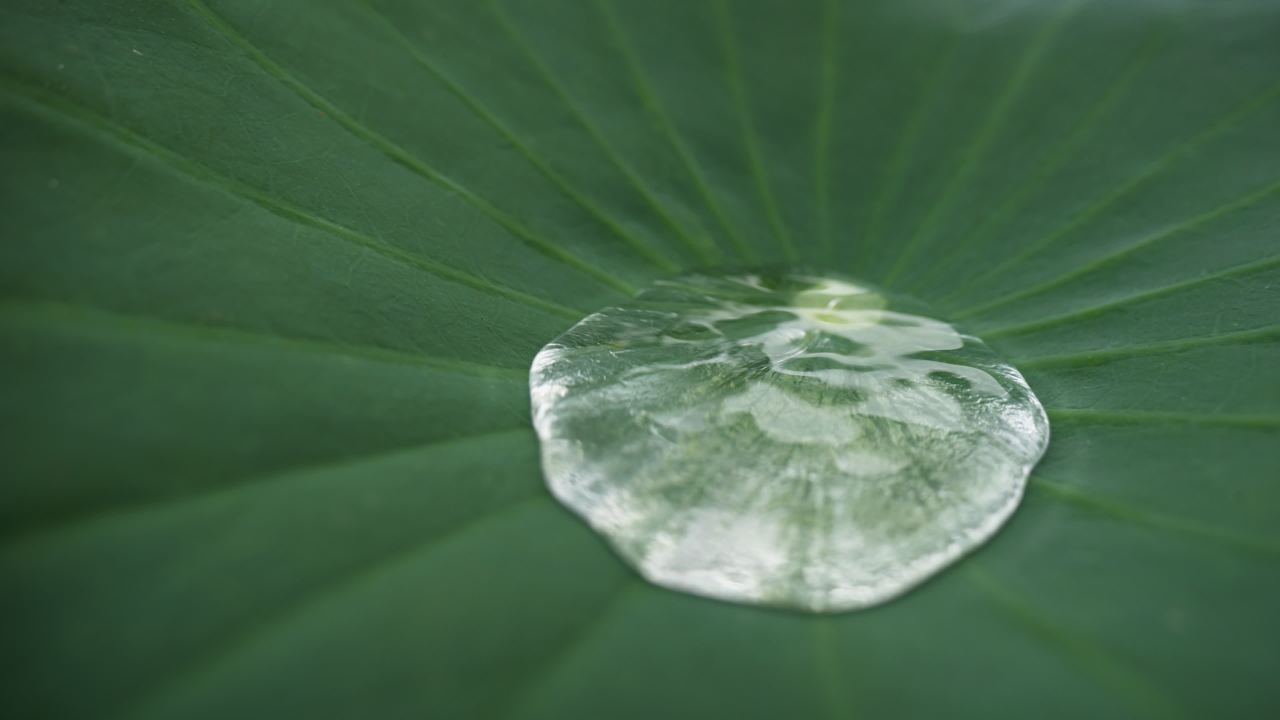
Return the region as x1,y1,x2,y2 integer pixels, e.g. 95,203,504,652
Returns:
1,0,1276,717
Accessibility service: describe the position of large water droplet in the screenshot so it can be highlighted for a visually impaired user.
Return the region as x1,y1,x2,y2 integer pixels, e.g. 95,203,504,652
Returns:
530,271,1049,612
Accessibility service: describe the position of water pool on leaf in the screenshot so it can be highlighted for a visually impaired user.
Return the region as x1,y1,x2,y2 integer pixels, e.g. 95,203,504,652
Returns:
530,271,1049,612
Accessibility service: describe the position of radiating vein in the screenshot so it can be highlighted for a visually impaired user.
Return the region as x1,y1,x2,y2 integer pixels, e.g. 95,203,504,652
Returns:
1047,408,1280,430
1014,324,1280,369
913,24,1167,293
956,178,1280,318
119,495,554,720
0,299,531,377
712,0,796,262
1,426,534,546
813,618,854,720
1030,476,1280,558
183,0,636,295
360,0,683,273
964,566,1185,719
0,74,585,320
942,79,1280,303
859,37,956,269
981,254,1280,338
487,0,720,266
813,0,840,262
883,0,1083,288
595,0,757,263
497,578,639,719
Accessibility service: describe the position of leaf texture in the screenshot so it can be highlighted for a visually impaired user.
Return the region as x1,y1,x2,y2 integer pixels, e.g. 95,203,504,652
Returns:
1,0,1278,718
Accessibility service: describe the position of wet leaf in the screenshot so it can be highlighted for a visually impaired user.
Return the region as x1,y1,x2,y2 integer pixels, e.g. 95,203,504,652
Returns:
2,0,1277,717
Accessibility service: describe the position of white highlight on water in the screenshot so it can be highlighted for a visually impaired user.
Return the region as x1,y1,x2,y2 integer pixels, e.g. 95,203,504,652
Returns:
530,273,1049,612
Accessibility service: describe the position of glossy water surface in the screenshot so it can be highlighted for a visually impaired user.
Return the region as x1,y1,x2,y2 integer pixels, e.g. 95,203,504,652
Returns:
530,272,1049,612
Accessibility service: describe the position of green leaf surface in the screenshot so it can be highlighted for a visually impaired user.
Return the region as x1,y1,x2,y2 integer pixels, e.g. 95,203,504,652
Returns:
1,0,1277,717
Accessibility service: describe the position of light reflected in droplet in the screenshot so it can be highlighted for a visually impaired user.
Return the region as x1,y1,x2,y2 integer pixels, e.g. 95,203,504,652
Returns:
530,272,1049,612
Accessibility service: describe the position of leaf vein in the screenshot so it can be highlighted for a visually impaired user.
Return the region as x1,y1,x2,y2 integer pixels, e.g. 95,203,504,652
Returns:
119,494,555,719
0,300,531,377
0,74,585,320
913,24,1168,294
1013,324,1280,369
981,254,1280,338
1047,408,1280,430
183,0,636,295
884,0,1084,287
942,79,1280,303
956,178,1280,318
712,0,796,262
595,0,757,263
361,0,685,273
1030,476,1280,558
488,0,721,266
